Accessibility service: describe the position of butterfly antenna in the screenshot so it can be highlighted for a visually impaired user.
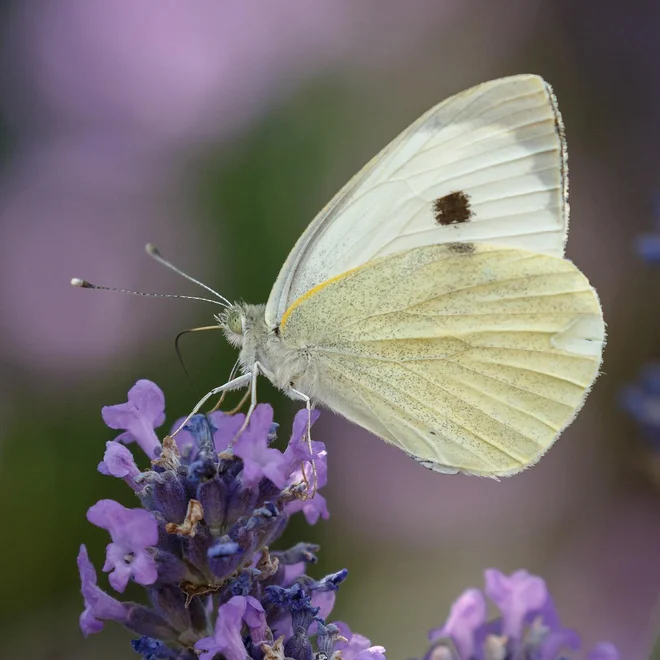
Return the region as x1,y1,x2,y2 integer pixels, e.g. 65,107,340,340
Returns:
145,243,232,307
70,278,227,307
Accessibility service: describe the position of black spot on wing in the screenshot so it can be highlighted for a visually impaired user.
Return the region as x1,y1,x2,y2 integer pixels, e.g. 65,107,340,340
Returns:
447,242,475,254
433,191,473,226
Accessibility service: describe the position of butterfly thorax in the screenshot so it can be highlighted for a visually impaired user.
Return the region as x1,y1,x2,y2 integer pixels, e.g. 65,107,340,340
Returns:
219,302,316,396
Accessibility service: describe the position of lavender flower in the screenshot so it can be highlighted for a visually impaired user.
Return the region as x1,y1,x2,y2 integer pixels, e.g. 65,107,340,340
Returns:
427,569,619,660
87,500,159,592
79,381,620,660
102,379,166,458
79,379,379,659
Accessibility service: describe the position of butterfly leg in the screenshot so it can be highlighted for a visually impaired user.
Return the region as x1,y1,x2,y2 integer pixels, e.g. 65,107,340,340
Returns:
208,358,242,412
170,372,253,438
229,361,269,447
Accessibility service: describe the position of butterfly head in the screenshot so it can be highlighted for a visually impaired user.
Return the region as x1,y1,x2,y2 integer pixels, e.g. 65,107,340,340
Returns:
217,302,269,350
217,304,246,348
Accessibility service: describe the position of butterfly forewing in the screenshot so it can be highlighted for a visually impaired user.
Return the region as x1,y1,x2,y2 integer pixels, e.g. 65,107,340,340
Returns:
266,74,568,328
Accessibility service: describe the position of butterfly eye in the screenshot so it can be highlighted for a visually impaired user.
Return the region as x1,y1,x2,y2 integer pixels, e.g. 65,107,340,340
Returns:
226,309,244,335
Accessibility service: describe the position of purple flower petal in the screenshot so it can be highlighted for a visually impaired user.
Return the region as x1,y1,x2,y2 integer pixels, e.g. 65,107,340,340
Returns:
284,410,328,497
170,410,246,457
87,499,158,592
77,544,129,636
537,627,582,660
283,562,307,585
285,464,330,524
102,380,165,458
212,411,247,453
283,408,322,471
243,596,268,645
284,431,330,524
195,596,250,660
586,643,620,660
313,589,336,618
233,405,288,488
335,622,386,660
525,593,562,631
429,588,486,659
97,440,141,490
307,590,336,636
484,569,548,639
355,647,387,660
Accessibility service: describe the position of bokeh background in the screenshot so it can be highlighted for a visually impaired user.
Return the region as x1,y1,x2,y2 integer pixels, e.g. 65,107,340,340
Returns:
1,1,659,658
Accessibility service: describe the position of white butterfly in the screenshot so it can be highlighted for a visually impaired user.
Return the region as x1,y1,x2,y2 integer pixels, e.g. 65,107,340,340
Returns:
79,74,604,478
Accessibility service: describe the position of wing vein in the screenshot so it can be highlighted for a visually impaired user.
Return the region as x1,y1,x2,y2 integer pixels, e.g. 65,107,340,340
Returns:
397,362,559,434
324,268,578,330
389,86,548,178
396,145,559,185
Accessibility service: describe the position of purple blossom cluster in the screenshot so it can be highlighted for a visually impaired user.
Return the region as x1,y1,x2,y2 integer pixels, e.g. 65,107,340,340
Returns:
427,569,618,660
79,380,619,660
78,379,370,660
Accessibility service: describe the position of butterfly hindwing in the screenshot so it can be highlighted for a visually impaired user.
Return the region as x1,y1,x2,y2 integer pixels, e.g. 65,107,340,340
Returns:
279,244,603,477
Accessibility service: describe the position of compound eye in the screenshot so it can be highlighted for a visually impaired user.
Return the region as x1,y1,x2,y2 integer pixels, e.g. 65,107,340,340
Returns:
227,310,244,335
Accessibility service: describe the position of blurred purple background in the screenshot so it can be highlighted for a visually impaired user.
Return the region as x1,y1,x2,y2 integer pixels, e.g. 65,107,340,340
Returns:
1,2,659,658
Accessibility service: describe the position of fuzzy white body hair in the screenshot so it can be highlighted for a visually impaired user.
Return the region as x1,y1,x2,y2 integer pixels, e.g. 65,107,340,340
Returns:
222,303,323,399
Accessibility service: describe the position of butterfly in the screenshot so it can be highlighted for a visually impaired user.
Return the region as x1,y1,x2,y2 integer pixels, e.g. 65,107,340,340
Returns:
76,74,605,478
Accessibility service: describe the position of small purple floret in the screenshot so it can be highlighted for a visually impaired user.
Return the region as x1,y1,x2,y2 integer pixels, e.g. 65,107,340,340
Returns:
87,499,158,592
102,379,165,458
77,544,129,636
97,440,141,490
484,568,548,639
195,595,266,660
587,643,621,660
171,410,246,457
283,408,322,472
131,637,177,659
233,404,289,488
430,569,618,660
335,622,387,660
285,463,329,524
429,588,486,658
284,411,329,524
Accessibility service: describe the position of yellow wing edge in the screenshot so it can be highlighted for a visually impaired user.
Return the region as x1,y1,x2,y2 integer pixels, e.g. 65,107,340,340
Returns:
280,264,364,331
